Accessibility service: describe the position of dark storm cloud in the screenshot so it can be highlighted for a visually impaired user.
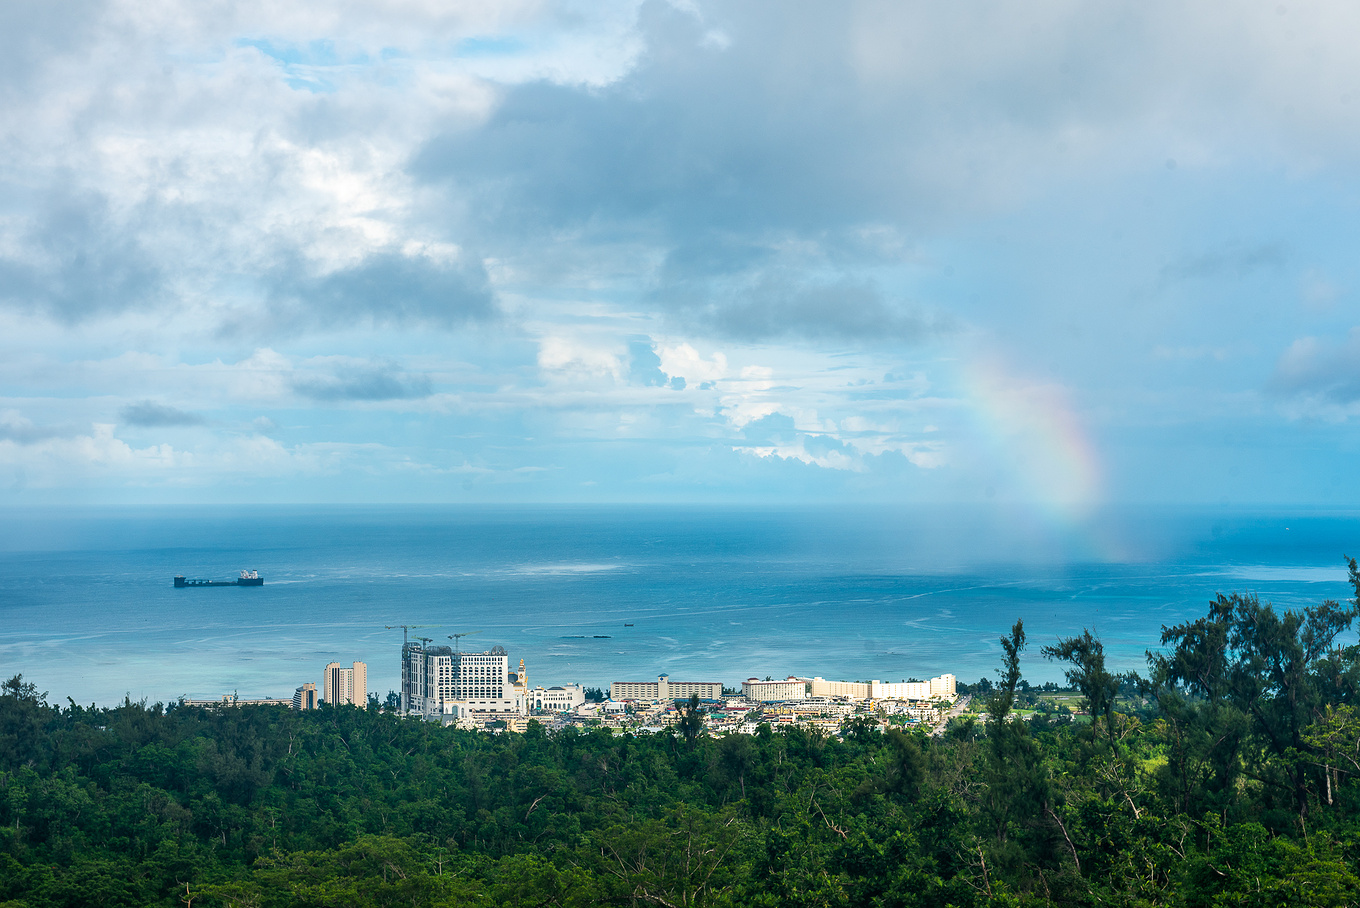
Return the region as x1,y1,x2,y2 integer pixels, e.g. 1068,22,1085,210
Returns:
0,185,493,335
411,2,968,343
1159,243,1289,288
660,271,947,343
0,191,162,321
291,363,433,402
0,0,105,93
272,252,498,330
0,416,72,444
119,401,205,427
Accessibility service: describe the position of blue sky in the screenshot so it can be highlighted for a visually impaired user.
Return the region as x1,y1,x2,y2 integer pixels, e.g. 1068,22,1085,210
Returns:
1,1,1358,518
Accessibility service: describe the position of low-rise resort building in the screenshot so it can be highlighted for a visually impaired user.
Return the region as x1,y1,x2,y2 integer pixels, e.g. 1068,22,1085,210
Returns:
610,674,723,702
742,674,957,704
530,684,586,712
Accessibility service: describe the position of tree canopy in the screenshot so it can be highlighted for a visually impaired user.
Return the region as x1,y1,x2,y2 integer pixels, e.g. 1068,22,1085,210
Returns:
2,559,1359,906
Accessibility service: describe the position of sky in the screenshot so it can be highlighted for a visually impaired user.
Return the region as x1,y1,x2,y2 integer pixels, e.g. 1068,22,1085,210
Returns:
2,0,1359,518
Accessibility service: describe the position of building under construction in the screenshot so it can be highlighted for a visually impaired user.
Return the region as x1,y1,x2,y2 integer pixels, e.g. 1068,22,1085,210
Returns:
400,637,527,720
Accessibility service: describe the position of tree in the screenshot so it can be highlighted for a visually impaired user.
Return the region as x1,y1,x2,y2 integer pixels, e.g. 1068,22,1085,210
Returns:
0,674,50,770
1149,566,1360,824
987,619,1026,726
677,694,706,745
984,622,1047,843
1,675,44,701
1042,629,1120,749
591,807,744,908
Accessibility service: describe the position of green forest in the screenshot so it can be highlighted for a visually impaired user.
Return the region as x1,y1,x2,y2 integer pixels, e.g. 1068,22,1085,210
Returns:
3,560,1360,907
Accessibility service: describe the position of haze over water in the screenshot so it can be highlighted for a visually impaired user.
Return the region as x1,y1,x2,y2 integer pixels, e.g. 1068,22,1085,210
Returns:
1,505,1355,707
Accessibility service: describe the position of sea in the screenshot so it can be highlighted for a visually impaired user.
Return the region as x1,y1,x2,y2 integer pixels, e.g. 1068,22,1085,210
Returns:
0,505,1356,707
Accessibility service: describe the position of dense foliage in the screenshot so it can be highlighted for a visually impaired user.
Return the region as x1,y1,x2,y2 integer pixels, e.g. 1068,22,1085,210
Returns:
3,560,1359,907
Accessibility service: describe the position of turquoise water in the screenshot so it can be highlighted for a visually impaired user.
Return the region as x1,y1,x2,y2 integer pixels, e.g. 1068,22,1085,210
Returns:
0,505,1355,706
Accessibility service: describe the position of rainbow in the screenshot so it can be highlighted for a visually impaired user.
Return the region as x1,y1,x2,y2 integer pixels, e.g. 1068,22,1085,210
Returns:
963,354,1103,524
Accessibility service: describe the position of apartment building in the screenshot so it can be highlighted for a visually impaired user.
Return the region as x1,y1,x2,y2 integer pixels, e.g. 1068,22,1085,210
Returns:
323,661,367,707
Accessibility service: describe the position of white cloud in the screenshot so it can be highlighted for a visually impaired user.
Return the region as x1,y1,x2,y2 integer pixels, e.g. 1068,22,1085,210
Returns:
0,423,187,487
735,442,859,472
536,336,625,382
0,418,462,492
658,342,726,384
842,436,947,469
3,2,1358,503
721,401,779,429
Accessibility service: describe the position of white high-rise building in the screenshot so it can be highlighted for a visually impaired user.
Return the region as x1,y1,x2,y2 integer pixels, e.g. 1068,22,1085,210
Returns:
323,661,367,707
929,674,957,699
402,643,524,719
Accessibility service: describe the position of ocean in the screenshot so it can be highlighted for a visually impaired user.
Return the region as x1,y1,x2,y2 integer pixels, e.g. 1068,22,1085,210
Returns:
0,505,1356,707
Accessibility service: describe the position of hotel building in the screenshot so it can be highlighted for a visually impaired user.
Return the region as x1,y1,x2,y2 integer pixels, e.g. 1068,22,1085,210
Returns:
744,674,958,703
742,678,809,702
402,643,525,719
293,682,318,710
610,674,723,702
323,661,367,707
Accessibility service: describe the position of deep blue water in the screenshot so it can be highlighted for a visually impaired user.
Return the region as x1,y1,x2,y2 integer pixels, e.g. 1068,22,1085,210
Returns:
0,505,1356,706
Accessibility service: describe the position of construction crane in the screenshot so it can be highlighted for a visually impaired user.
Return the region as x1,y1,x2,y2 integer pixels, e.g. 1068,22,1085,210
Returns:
385,624,442,647
386,625,442,715
448,631,482,652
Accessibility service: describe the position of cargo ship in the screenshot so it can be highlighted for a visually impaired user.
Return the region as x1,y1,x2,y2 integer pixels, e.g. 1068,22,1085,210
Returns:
174,570,264,588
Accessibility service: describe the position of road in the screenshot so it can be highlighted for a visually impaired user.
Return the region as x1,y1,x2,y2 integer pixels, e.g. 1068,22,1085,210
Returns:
930,694,972,736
